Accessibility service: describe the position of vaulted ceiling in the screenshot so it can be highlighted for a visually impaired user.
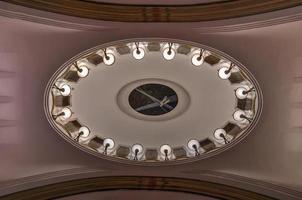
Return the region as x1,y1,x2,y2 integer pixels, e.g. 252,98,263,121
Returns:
0,1,302,200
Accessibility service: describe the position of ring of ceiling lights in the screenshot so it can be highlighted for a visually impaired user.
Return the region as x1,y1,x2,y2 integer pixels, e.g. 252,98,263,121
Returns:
44,38,262,165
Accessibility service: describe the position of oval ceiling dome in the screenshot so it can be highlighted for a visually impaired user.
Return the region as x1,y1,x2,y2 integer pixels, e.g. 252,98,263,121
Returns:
44,38,262,165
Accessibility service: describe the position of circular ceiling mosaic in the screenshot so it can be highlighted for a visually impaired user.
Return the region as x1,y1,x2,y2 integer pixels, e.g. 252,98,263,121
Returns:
44,39,262,165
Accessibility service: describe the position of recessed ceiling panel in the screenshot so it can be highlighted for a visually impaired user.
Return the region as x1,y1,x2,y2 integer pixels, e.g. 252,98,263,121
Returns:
44,38,262,165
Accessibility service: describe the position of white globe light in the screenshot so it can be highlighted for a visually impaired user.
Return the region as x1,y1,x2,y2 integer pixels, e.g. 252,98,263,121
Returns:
132,47,145,60
132,144,144,155
191,53,204,66
214,129,227,140
78,126,90,137
218,67,231,79
60,84,71,96
103,138,115,149
233,110,247,122
187,139,200,151
60,107,72,120
160,144,172,156
103,53,115,66
77,66,89,78
163,47,175,60
235,87,248,99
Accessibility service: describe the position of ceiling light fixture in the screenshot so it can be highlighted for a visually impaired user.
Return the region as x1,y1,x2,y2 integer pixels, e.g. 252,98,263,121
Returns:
74,63,89,78
160,144,172,160
53,107,72,120
132,42,145,60
132,144,144,160
75,126,90,142
163,43,175,60
102,49,115,66
233,110,252,123
191,49,204,66
214,129,229,144
235,87,255,99
218,63,234,79
53,83,71,96
187,139,200,156
103,138,115,155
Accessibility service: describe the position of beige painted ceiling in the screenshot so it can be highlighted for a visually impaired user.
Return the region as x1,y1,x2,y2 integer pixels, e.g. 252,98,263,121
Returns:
0,1,302,199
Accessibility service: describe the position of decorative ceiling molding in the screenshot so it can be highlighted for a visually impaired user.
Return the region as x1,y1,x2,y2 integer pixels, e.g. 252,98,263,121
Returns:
3,0,302,22
0,176,276,200
0,168,108,195
193,12,302,33
181,170,302,200
1,169,301,200
0,6,116,32
0,2,302,33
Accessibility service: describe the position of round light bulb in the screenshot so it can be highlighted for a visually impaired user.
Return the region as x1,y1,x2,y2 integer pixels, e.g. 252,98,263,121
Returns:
163,47,175,60
103,53,115,66
132,47,145,60
160,144,172,156
235,87,248,99
218,67,231,79
78,126,90,137
77,66,89,78
233,110,247,122
187,139,200,151
60,107,72,120
59,84,71,96
191,53,204,66
103,138,115,149
132,144,144,155
214,129,227,140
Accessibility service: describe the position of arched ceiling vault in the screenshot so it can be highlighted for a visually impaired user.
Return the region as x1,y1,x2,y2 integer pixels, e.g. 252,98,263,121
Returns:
1,1,302,200
0,176,276,200
3,0,302,22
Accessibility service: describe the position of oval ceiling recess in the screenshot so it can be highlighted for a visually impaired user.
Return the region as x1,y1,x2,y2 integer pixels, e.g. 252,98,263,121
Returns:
44,38,262,165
